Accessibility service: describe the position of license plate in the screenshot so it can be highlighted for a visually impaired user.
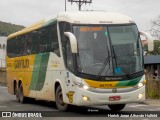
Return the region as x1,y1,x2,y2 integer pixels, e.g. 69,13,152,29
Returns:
109,96,121,101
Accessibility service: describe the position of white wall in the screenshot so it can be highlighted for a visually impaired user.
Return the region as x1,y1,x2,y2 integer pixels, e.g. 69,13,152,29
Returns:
0,37,7,68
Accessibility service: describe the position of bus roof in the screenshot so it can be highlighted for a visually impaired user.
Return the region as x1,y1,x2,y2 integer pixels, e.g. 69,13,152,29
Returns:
57,11,133,24
8,11,134,39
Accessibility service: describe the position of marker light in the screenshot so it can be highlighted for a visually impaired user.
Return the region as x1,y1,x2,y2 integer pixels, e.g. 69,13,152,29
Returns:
82,96,90,102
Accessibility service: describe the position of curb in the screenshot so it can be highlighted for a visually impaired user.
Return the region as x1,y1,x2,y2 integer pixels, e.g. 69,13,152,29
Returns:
143,99,160,106
0,82,6,87
138,101,149,105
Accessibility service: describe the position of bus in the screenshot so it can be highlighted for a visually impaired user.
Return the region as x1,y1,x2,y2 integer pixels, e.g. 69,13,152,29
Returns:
6,11,153,111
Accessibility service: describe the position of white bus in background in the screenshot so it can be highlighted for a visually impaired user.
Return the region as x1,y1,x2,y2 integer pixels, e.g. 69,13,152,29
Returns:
0,37,7,69
6,11,153,111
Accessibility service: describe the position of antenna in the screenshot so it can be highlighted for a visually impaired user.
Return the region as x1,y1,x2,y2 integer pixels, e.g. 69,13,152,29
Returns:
68,0,92,11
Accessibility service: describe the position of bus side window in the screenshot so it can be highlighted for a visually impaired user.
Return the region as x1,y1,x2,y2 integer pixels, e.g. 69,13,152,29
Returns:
39,29,48,53
21,35,26,56
66,41,74,72
15,37,22,57
31,30,39,54
26,33,32,55
7,39,14,57
49,24,60,57
59,22,71,64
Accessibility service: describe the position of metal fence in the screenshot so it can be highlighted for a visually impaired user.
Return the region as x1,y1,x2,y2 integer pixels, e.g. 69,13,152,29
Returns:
0,71,6,85
0,59,6,71
0,59,6,85
146,75,160,99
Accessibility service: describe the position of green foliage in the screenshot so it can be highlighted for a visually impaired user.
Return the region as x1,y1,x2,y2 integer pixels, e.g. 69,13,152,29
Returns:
149,91,157,98
146,80,160,99
0,21,25,36
145,40,160,55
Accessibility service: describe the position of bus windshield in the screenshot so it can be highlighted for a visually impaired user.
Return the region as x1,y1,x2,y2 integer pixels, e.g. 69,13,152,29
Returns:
73,24,143,77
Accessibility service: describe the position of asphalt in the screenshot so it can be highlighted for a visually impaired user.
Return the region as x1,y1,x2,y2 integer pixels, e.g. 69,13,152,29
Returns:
143,99,160,106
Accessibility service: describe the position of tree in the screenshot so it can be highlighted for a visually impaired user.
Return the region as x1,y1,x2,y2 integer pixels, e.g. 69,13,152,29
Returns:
149,15,160,40
145,40,160,55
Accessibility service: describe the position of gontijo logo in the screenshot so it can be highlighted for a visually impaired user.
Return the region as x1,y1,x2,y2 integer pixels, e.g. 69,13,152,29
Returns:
14,59,29,69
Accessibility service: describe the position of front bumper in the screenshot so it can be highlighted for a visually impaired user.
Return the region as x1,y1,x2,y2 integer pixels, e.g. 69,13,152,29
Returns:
73,86,145,106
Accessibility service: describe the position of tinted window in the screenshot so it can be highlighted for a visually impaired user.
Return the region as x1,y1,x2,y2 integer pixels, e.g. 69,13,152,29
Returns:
7,22,60,58
59,22,71,66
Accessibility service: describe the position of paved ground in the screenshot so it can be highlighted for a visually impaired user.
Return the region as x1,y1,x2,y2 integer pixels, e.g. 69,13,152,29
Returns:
0,85,160,120
144,99,160,107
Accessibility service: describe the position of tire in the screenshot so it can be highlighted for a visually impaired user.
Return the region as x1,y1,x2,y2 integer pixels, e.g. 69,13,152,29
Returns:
108,104,126,111
18,84,27,103
14,83,19,102
55,85,68,111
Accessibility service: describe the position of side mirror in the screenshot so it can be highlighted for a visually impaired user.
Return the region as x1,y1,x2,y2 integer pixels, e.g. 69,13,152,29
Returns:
64,32,78,53
139,31,154,52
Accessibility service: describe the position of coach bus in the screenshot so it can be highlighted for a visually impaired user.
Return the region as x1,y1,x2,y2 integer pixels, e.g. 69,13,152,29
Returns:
6,11,153,111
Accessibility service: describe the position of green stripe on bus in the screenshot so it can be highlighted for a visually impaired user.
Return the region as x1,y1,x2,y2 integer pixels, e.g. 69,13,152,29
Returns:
115,80,130,86
29,55,42,90
126,77,142,86
29,53,50,91
36,53,50,90
116,76,142,87
42,19,57,28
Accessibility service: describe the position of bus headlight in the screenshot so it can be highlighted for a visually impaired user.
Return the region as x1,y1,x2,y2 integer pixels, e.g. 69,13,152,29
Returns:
83,85,90,90
134,80,146,89
81,84,91,90
137,82,143,88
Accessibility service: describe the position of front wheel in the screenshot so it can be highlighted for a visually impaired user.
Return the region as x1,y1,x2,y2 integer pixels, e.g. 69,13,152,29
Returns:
108,104,126,111
55,85,68,111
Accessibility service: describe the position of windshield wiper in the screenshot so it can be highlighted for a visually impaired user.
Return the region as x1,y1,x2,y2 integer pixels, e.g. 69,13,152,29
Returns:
111,45,118,72
96,56,110,80
112,45,132,79
96,49,111,80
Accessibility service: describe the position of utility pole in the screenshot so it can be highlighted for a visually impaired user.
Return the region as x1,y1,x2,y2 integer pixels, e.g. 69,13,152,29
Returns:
65,0,67,11
68,0,92,11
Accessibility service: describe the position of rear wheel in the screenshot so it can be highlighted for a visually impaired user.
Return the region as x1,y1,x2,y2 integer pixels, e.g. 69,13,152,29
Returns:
14,83,19,102
55,85,68,111
18,84,27,103
108,104,126,111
